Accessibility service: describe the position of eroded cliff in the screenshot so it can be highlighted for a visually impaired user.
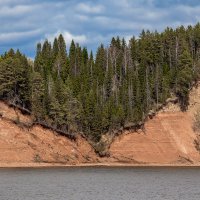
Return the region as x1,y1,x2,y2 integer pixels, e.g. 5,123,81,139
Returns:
1,84,200,166
0,101,99,166
108,83,200,165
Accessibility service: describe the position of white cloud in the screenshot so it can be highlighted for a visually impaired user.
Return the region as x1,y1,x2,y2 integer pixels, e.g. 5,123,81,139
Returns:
62,31,87,45
93,16,153,31
1,0,200,58
175,5,200,14
45,31,87,47
53,14,65,20
0,5,37,16
0,0,26,5
0,29,42,43
76,14,89,21
76,3,104,14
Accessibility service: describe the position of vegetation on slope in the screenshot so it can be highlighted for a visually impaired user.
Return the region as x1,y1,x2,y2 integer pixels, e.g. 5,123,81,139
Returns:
1,24,200,143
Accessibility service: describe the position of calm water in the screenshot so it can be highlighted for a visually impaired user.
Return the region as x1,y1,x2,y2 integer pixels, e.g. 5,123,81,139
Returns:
0,167,200,200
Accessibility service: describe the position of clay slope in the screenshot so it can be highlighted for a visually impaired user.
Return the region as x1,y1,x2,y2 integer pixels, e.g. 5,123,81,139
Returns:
109,112,200,164
0,102,98,165
1,83,200,166
109,85,200,165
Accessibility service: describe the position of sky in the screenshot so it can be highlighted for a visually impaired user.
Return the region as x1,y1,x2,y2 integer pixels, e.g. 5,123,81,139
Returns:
1,0,200,58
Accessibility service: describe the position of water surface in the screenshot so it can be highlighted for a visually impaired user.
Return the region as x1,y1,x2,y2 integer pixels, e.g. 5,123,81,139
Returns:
0,167,200,200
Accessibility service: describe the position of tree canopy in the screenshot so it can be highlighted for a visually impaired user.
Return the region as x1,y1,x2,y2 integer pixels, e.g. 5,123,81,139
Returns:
1,24,200,141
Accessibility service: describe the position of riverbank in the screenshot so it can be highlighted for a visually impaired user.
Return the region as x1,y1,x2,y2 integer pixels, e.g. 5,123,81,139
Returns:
1,162,200,168
1,83,200,167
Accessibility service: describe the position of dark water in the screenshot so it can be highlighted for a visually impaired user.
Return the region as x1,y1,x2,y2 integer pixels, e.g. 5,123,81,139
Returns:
0,167,200,200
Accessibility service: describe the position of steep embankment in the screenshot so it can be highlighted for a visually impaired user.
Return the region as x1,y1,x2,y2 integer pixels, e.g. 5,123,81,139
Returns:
0,102,98,166
109,84,200,165
109,112,199,164
1,84,200,167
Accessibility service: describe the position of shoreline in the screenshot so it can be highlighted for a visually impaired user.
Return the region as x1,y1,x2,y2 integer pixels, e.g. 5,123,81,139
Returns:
1,162,200,168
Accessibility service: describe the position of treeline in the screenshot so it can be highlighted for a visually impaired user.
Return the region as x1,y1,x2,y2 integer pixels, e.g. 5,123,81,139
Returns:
1,23,200,141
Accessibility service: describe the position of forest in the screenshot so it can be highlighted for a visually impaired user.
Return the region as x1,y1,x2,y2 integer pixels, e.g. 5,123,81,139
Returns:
0,23,200,142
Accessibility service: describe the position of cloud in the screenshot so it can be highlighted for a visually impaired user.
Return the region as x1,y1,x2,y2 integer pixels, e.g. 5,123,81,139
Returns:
76,3,104,14
75,14,89,22
0,5,38,17
45,31,87,47
1,0,200,58
0,29,42,45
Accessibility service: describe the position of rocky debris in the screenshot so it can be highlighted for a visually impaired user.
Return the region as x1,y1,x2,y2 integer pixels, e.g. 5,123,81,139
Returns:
166,97,178,104
148,110,156,119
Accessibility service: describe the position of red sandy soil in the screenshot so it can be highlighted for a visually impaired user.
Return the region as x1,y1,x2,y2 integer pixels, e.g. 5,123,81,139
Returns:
109,84,200,165
109,112,200,165
0,102,99,166
1,83,200,167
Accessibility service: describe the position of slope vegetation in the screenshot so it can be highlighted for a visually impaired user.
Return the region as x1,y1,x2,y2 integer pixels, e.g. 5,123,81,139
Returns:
1,84,200,166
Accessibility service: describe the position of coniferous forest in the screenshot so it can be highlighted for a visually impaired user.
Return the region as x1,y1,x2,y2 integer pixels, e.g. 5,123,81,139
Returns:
1,24,200,142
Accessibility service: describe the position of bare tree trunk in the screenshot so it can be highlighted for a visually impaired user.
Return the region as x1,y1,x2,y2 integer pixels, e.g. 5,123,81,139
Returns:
75,49,77,76
96,79,99,105
175,36,179,66
175,36,179,92
155,64,159,108
146,66,150,111
106,47,109,72
124,47,127,75
190,39,195,73
169,48,172,69
57,62,61,78
128,80,133,111
90,61,93,77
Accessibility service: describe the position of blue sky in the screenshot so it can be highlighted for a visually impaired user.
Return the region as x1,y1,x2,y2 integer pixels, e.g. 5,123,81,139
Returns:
0,0,200,58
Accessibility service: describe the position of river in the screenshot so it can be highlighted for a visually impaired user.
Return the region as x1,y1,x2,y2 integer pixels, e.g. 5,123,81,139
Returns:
0,167,200,200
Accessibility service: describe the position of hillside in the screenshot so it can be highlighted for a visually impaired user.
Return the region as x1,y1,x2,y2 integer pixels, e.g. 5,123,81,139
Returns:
0,83,200,166
109,112,199,164
1,23,200,166
0,101,99,166
1,24,200,145
108,83,200,165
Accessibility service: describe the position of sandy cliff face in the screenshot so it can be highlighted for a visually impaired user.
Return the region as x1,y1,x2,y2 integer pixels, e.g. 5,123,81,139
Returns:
1,84,200,166
0,102,98,165
109,112,199,164
109,84,200,165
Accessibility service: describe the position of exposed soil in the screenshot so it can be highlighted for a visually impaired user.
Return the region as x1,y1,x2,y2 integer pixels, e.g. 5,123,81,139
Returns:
109,83,200,165
0,102,99,165
109,112,200,164
1,84,200,167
